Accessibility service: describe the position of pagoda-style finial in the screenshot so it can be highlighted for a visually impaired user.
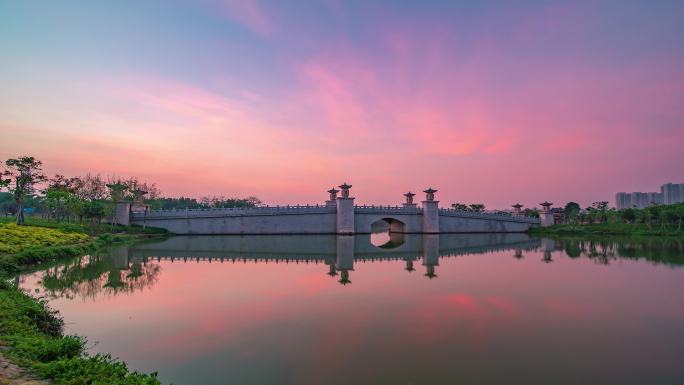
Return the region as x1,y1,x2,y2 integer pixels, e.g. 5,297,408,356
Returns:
512,203,523,213
339,182,352,198
423,187,437,202
540,201,553,212
404,191,416,205
327,187,339,201
339,270,351,285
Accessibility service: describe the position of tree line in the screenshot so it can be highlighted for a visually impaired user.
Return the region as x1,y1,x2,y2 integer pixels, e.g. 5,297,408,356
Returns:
1,156,261,226
559,201,684,231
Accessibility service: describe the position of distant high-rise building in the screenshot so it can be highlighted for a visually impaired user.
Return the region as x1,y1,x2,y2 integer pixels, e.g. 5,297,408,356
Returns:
646,192,663,206
661,183,683,205
630,192,649,209
615,192,631,210
615,183,682,210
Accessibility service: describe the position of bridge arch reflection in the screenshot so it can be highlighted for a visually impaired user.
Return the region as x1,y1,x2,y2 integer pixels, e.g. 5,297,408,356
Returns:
370,217,407,249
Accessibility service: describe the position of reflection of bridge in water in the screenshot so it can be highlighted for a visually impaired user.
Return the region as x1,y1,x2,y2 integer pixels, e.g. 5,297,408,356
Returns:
113,234,543,284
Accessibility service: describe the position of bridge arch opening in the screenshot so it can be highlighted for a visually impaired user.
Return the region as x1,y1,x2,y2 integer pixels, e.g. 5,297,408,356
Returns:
370,218,406,249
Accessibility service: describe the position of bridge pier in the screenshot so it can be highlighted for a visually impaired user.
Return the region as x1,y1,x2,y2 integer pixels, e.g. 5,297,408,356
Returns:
336,183,355,234
421,188,439,233
539,201,555,227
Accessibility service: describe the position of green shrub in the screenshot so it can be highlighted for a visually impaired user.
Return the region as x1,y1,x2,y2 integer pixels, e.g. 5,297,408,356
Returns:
12,335,83,362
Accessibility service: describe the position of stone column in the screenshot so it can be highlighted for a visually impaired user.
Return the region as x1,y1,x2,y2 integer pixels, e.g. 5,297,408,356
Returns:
421,188,439,233
336,183,355,234
113,202,131,226
539,201,555,227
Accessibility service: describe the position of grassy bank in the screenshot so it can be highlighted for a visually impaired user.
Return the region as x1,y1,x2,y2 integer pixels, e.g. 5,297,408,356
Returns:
529,223,684,237
0,219,168,384
1,219,167,277
0,281,162,384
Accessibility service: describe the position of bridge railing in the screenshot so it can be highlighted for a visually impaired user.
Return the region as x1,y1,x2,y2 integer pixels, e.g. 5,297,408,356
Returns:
438,208,540,223
131,204,336,219
132,204,539,223
354,205,423,214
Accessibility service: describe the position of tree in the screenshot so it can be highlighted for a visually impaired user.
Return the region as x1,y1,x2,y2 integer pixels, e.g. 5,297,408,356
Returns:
564,202,580,223
0,170,10,190
523,208,540,218
675,205,684,232
468,203,486,212
451,203,468,211
621,208,637,224
591,201,609,224
4,156,47,225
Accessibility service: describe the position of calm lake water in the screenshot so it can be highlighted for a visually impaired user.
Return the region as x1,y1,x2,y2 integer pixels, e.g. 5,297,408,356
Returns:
18,233,684,385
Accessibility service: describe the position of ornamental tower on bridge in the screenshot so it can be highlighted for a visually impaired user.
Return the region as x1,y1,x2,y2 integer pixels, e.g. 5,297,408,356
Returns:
422,188,439,233
403,192,417,208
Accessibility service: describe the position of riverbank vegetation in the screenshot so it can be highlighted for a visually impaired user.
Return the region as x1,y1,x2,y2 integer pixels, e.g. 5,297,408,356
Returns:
0,154,266,384
545,236,684,267
0,223,90,254
533,202,684,236
1,156,262,227
0,154,174,383
0,276,162,384
0,219,167,287
0,223,165,383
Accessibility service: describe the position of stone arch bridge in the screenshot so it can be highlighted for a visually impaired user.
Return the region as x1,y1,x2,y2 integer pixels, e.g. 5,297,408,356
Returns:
119,184,540,235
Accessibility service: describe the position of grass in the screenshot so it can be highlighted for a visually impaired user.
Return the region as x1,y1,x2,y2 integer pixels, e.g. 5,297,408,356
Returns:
0,216,169,384
529,223,684,237
0,223,90,254
0,216,169,236
0,282,162,384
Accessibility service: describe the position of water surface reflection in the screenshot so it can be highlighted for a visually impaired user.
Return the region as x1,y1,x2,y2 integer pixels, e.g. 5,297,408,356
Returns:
18,234,684,385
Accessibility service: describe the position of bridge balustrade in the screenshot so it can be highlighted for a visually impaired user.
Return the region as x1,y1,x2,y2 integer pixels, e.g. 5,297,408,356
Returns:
131,204,336,219
438,208,539,223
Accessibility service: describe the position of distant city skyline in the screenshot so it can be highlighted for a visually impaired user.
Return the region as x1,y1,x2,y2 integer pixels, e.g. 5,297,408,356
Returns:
615,182,684,210
1,1,683,209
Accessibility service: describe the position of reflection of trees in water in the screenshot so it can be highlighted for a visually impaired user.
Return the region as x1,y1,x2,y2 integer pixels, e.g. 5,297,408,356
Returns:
38,254,161,300
553,238,684,266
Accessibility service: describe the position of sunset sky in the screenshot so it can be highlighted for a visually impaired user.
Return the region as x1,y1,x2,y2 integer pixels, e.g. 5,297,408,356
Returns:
1,0,683,208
